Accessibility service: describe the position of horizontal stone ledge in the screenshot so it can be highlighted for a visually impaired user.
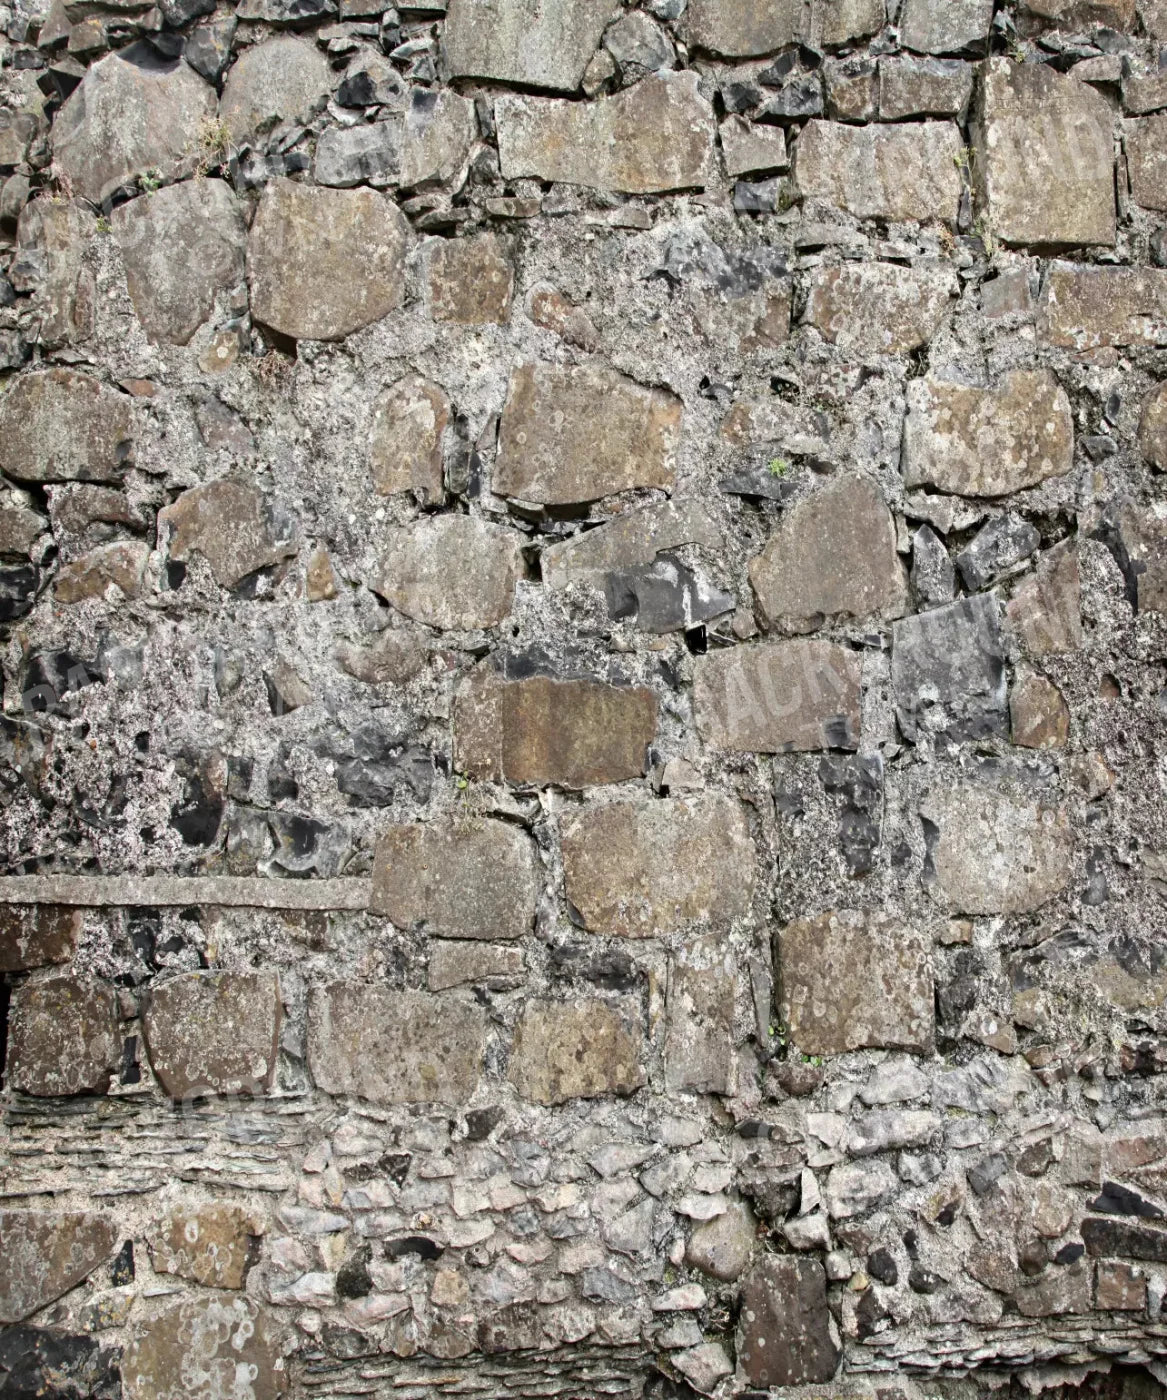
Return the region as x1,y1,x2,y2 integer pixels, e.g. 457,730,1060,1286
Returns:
0,875,371,910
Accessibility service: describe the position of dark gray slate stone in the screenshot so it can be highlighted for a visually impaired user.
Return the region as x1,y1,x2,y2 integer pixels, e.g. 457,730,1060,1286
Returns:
910,524,956,608
891,594,1007,744
955,514,1041,591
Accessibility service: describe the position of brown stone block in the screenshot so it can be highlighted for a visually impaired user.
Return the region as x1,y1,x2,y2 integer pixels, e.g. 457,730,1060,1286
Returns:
150,1203,262,1290
737,1256,841,1386
794,119,963,222
428,234,514,325
508,998,645,1104
0,1210,119,1323
6,976,120,1097
0,370,132,485
123,1296,286,1400
1038,263,1167,349
0,905,81,972
370,374,449,504
803,261,958,356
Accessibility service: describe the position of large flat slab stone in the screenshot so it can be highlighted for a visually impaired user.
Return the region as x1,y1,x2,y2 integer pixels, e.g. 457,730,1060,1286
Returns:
6,976,120,1097
1037,263,1167,349
0,1212,118,1323
794,119,962,222
444,0,619,92
804,261,958,356
0,370,132,484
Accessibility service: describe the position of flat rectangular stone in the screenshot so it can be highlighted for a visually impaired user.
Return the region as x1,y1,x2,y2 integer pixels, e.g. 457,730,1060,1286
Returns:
974,59,1115,249
1083,1216,1167,1262
694,641,862,753
1038,262,1167,348
719,117,788,178
1126,114,1167,212
454,670,658,787
495,74,716,195
495,361,681,506
0,874,371,909
308,984,486,1105
899,0,994,53
684,0,801,58
444,0,619,93
665,938,737,1094
803,261,958,356
542,501,721,592
776,909,934,1054
427,942,524,991
794,119,962,222
878,56,974,118
508,997,645,1104
561,795,757,935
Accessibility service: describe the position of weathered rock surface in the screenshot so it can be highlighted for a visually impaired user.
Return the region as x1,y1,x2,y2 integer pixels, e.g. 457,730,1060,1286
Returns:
1126,114,1167,213
1113,505,1167,614
427,941,524,991
694,641,862,752
543,501,721,591
308,985,486,1104
879,56,974,119
0,905,81,972
684,0,800,56
371,817,539,939
399,89,476,189
376,515,523,630
720,117,788,177
112,180,246,345
314,121,400,189
975,59,1115,248
56,540,149,602
903,371,1073,497
158,481,296,589
777,910,934,1054
749,477,907,632
6,977,120,1096
1007,541,1083,655
454,671,658,786
921,783,1074,913
508,999,645,1104
0,370,132,484
334,628,427,685
891,595,1007,743
665,938,738,1094
0,1212,119,1322
738,1256,841,1386
248,179,409,341
956,514,1040,590
1140,382,1167,470
369,374,448,504
1010,671,1070,748
150,1204,260,1289
428,233,514,325
495,361,681,504
496,74,716,194
219,36,331,143
685,1201,756,1281
52,46,215,204
804,262,957,356
443,0,619,91
560,795,756,935
899,0,995,52
1038,262,1167,348
14,198,94,348
123,1296,284,1400
794,119,962,222
142,971,282,1100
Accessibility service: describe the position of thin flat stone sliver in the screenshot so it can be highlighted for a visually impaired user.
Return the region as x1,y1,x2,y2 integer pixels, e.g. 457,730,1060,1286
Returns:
0,875,371,909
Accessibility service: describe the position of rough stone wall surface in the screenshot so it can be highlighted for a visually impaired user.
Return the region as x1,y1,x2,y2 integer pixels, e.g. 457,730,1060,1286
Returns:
0,0,1166,1398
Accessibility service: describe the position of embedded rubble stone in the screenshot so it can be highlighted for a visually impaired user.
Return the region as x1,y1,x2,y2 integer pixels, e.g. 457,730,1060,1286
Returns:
824,1159,898,1218
14,198,94,348
508,998,645,1105
794,119,962,222
0,370,132,484
370,817,539,939
369,374,448,504
454,671,658,786
1113,505,1167,613
737,1256,841,1386
665,938,738,1094
956,514,1040,590
911,524,956,608
891,595,1007,743
902,371,1073,497
749,476,908,632
495,73,716,194
974,59,1115,248
443,0,619,92
694,641,862,753
1140,382,1167,469
1127,115,1167,212
803,262,957,356
777,910,934,1054
399,88,476,188
1038,262,1167,349
122,1296,285,1400
56,540,149,603
0,905,81,972
52,46,216,205
313,121,401,188
6,977,120,1097
141,971,282,1101
1007,540,1083,655
0,1212,119,1323
150,1204,261,1290
560,795,756,935
879,56,974,118
158,481,296,589
112,180,246,346
427,941,524,991
375,515,523,630
899,0,995,52
495,361,681,505
308,984,486,1104
1010,671,1071,749
428,233,514,325
248,179,410,341
921,783,1074,914
719,116,788,178
684,0,801,56
685,1201,756,1281
335,628,427,685
219,36,332,143
543,501,721,591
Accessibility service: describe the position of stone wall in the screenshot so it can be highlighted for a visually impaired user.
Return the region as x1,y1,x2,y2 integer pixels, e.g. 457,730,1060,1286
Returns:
0,0,1166,1395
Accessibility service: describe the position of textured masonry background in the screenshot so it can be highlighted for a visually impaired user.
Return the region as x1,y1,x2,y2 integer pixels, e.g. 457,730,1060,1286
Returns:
1,0,1167,1397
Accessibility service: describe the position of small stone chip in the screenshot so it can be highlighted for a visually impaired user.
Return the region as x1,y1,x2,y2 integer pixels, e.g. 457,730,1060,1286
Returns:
508,998,645,1104
560,795,756,935
495,360,681,505
6,976,121,1097
308,984,486,1104
371,817,539,939
142,971,282,1101
777,909,935,1054
694,641,862,753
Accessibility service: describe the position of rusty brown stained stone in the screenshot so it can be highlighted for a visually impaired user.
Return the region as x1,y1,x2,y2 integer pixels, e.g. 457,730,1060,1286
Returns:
150,1203,262,1290
122,1295,286,1400
737,1255,841,1386
0,904,82,972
